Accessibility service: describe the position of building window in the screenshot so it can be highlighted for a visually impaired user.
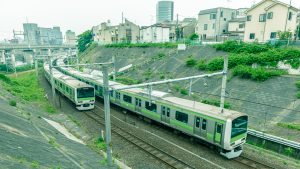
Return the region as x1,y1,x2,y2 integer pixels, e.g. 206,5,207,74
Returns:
249,33,255,39
259,14,266,22
224,18,227,21
270,32,276,39
145,101,157,113
212,23,215,29
175,111,188,123
210,13,216,20
204,24,208,30
220,11,223,17
288,12,292,20
123,94,132,104
239,24,245,29
267,12,273,19
247,15,252,21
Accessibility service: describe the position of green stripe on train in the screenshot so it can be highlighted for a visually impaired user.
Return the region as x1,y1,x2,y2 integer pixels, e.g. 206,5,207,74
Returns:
78,97,94,101
141,109,160,121
231,133,246,143
170,119,193,134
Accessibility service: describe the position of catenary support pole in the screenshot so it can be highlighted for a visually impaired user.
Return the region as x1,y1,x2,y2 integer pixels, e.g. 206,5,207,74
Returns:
112,55,116,81
189,79,193,96
48,49,56,107
220,55,228,112
33,50,38,77
76,54,79,71
102,65,113,166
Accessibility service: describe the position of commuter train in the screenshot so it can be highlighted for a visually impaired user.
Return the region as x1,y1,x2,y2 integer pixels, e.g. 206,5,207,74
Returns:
53,57,248,159
43,63,95,110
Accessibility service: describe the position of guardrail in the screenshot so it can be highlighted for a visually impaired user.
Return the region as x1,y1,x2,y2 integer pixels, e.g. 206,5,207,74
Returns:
247,129,300,159
248,129,300,150
0,44,76,50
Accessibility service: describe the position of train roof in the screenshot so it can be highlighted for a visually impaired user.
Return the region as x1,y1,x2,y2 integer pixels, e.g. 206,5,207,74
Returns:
162,97,245,121
44,63,93,89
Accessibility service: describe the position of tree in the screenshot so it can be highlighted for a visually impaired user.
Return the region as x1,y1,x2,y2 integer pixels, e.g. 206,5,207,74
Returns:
77,30,93,53
189,33,199,41
277,30,292,40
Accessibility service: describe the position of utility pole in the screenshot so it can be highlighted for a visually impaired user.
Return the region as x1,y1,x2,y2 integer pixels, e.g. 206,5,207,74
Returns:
112,55,116,81
220,55,228,112
176,13,179,41
102,65,113,166
33,49,38,77
47,49,56,107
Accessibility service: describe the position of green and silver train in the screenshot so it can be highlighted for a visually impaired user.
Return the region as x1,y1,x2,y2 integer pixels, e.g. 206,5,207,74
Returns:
43,63,95,110
54,57,248,159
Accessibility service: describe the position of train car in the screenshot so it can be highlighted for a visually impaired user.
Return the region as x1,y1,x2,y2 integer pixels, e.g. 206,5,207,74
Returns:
54,57,248,159
43,63,95,110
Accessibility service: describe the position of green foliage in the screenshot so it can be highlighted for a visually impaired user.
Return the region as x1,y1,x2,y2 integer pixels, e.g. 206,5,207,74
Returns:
180,88,188,95
232,65,287,81
30,161,39,168
116,76,141,85
296,92,300,99
189,33,199,40
9,100,17,106
77,30,93,53
0,64,34,73
295,81,300,89
213,40,271,54
201,99,231,109
95,137,106,150
0,72,56,113
157,53,166,59
277,123,300,131
104,42,178,48
197,59,207,70
277,31,292,40
284,147,294,156
186,56,197,67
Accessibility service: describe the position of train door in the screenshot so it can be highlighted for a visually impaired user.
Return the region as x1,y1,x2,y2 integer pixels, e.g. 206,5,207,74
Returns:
214,123,223,145
200,118,208,139
135,98,142,112
194,116,201,135
161,106,170,123
116,92,121,105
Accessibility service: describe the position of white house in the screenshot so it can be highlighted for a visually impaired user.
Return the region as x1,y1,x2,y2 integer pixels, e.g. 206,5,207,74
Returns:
244,0,299,42
140,23,170,43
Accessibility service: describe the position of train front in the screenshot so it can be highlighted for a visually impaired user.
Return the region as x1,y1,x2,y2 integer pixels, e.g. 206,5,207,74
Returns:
75,87,95,110
221,115,248,159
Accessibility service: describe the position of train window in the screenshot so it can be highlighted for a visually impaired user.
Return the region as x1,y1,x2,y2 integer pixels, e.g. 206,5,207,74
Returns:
135,98,141,107
166,108,170,117
116,92,120,100
217,124,222,133
175,111,188,124
196,117,200,128
202,119,207,130
95,85,99,91
123,95,132,103
145,101,157,113
110,91,114,97
60,83,63,88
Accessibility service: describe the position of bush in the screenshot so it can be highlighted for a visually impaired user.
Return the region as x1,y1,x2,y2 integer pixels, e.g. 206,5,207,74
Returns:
213,40,272,54
232,65,286,81
180,88,188,95
201,99,231,109
105,42,178,48
186,56,197,67
197,59,207,70
9,100,17,106
0,74,11,84
295,81,300,89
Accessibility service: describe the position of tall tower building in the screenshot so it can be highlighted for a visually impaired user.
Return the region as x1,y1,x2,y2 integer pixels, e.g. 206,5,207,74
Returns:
156,1,174,23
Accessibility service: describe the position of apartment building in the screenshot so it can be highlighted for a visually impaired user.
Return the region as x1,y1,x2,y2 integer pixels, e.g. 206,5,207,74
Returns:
95,19,139,44
140,23,170,43
244,0,299,42
65,30,77,45
195,7,236,40
228,18,246,40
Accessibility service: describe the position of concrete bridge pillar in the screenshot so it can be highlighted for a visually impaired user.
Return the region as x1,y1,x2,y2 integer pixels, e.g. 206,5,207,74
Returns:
24,51,34,65
11,50,16,68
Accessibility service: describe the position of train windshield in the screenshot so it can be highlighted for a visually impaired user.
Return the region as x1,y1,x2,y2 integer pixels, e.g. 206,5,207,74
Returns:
77,87,94,98
231,116,248,138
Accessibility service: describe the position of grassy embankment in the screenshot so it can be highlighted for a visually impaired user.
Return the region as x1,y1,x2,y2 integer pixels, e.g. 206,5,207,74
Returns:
0,72,56,113
186,41,300,81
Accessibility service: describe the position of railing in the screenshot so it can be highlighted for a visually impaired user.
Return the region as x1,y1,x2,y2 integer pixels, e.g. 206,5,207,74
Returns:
248,129,300,150
0,44,76,50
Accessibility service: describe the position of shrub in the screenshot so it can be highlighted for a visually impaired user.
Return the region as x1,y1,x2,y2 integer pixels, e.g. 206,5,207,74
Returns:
9,100,17,106
213,40,272,54
180,88,188,95
105,42,178,48
197,59,207,70
232,65,286,81
297,92,300,99
295,81,300,89
0,74,11,84
201,99,231,109
186,56,197,67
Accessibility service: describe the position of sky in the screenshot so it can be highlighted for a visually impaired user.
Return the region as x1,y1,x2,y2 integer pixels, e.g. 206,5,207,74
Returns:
0,0,300,40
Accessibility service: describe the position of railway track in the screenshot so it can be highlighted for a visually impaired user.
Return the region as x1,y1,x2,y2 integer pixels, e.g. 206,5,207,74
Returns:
234,155,275,169
84,109,195,169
